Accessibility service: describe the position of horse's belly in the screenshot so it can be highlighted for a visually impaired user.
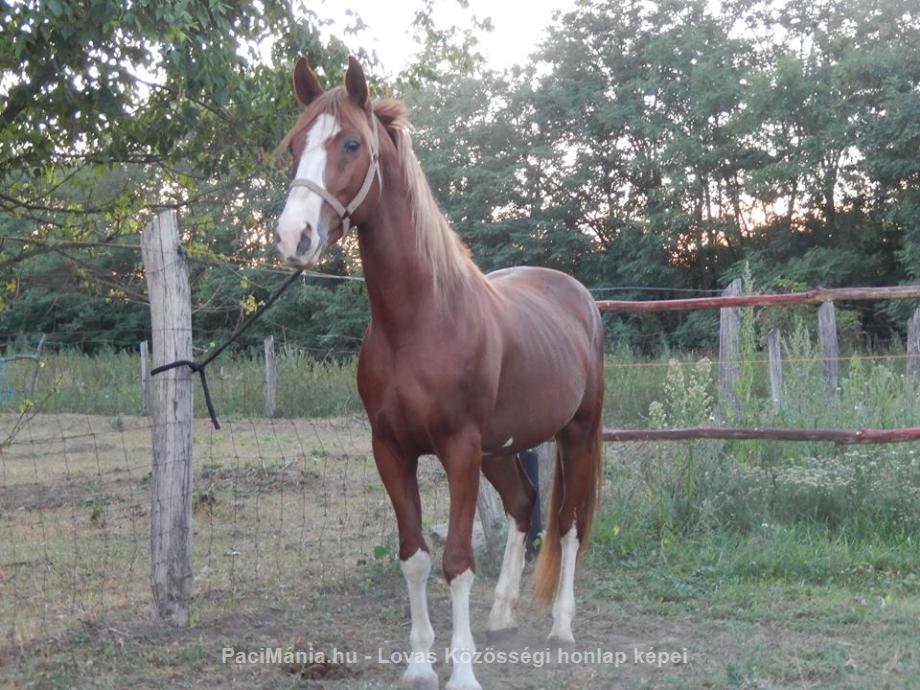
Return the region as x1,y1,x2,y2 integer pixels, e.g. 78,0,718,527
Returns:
481,267,601,452
481,365,585,453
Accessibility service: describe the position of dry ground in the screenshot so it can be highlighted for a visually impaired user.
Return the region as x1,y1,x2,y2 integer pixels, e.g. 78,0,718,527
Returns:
2,552,914,689
1,414,917,689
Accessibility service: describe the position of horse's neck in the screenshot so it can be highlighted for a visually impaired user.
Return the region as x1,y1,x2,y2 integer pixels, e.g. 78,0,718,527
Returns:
358,146,487,343
357,177,439,337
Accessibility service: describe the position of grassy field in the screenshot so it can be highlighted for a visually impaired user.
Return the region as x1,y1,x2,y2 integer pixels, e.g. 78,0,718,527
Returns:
5,342,919,428
1,325,919,688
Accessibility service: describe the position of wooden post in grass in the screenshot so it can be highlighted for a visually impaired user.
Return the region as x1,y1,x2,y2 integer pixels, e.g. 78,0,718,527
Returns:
536,441,555,529
263,335,277,417
768,328,782,411
477,477,504,562
907,307,920,385
818,302,839,400
718,279,742,421
139,340,150,413
141,210,193,626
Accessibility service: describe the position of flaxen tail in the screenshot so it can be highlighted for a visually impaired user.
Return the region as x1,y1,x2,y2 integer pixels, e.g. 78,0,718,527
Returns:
532,422,603,604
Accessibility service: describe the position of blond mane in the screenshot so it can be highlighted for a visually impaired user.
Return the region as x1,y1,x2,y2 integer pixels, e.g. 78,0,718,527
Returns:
382,114,476,293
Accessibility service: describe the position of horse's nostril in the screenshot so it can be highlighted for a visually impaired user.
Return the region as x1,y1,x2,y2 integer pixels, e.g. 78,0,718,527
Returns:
296,229,312,256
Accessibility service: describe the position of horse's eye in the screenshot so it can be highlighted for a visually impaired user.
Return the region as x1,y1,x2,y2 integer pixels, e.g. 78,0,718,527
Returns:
343,138,361,154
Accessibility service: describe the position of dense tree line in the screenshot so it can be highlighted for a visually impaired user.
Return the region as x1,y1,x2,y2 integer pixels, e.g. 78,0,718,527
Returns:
1,0,917,354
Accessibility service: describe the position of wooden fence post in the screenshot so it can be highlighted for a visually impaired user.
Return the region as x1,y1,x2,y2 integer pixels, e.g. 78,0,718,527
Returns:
139,340,150,413
141,210,194,626
768,328,782,411
477,479,504,562
907,307,920,385
263,335,277,418
818,301,839,400
536,441,555,529
718,278,742,421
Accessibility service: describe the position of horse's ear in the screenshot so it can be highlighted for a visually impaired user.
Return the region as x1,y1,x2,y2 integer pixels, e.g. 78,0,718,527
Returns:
293,56,323,107
373,99,408,144
345,55,369,108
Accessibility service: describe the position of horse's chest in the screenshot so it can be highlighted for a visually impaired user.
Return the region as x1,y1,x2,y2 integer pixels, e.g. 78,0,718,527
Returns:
358,344,493,444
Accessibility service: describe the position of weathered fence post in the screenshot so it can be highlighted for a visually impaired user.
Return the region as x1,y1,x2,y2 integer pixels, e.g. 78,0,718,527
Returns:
718,278,742,421
141,210,194,626
139,340,150,413
907,307,920,385
818,301,839,400
263,335,277,418
536,441,555,529
477,478,504,562
768,328,782,411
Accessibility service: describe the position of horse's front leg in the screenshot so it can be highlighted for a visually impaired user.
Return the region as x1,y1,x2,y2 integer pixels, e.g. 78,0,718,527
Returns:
440,430,484,690
372,437,438,690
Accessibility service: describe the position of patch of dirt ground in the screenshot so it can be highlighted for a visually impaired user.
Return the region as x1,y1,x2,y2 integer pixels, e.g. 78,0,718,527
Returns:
1,556,876,690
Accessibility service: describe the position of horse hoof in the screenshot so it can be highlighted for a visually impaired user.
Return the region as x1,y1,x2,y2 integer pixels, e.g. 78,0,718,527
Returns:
484,626,518,643
445,681,482,690
402,669,439,690
547,632,575,650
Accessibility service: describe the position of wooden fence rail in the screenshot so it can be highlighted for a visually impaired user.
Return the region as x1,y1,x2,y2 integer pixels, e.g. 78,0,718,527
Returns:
603,426,920,445
596,284,920,312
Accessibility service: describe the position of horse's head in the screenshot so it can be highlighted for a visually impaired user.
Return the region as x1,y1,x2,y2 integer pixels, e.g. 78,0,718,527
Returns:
275,56,381,268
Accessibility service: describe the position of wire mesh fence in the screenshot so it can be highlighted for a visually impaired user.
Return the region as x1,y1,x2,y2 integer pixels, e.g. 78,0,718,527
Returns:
0,350,453,654
3,327,920,675
4,222,920,667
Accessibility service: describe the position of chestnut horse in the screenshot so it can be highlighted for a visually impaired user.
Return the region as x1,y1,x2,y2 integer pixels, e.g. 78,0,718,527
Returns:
275,56,604,690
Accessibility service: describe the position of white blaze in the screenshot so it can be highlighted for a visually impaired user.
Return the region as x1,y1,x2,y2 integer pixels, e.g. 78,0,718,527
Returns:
277,113,340,266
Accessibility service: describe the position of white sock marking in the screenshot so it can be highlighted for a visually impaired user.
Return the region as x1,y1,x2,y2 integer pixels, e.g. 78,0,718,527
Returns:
487,517,526,631
446,569,481,690
400,550,436,685
548,527,579,643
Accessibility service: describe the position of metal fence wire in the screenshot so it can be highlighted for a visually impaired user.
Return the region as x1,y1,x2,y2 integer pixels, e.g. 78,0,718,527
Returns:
0,353,453,651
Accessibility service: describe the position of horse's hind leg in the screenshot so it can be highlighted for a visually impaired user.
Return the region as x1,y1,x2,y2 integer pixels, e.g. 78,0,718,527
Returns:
481,454,536,635
372,436,438,690
547,411,603,645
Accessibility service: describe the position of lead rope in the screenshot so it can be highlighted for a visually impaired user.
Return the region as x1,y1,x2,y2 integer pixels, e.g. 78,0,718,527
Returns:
150,268,305,429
